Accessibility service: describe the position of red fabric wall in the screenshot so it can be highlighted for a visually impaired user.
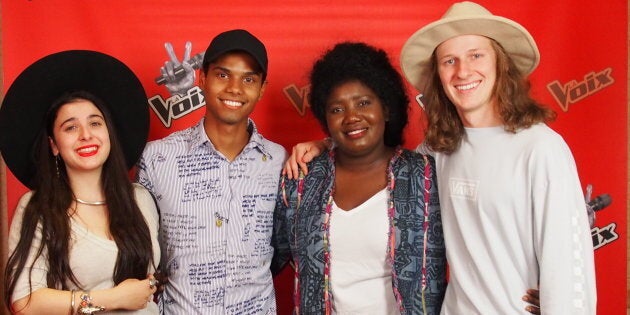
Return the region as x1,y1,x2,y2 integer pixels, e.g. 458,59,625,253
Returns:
2,1,627,313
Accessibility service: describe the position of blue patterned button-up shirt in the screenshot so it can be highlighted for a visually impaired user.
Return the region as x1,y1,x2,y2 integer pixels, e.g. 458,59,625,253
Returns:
137,119,287,315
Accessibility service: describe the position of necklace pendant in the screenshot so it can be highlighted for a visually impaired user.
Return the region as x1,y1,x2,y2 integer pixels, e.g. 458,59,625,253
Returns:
216,218,223,227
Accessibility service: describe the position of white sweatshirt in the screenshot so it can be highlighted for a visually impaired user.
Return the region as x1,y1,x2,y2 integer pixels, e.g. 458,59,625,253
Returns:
419,124,596,315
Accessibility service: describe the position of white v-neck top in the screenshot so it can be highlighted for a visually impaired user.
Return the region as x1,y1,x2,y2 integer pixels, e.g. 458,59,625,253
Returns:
329,188,399,315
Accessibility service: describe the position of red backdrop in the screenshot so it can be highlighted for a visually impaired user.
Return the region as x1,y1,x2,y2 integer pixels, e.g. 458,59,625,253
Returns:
2,1,627,313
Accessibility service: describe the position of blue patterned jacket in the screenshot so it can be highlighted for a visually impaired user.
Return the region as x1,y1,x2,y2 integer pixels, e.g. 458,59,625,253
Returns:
272,148,446,314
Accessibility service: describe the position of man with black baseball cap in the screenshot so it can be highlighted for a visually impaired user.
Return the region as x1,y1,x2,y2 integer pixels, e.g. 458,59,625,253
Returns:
137,29,287,314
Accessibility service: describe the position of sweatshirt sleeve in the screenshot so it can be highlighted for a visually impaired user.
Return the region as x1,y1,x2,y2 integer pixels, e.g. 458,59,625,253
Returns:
531,136,596,314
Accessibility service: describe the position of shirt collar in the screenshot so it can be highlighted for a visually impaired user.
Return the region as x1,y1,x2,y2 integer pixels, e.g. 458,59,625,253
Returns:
188,118,276,160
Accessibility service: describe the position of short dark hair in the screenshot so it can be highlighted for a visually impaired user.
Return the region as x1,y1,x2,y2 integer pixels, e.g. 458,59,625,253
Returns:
201,50,266,82
308,42,409,147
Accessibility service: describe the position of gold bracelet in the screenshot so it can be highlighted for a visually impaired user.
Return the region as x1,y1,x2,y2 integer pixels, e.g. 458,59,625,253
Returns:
77,291,106,315
69,290,75,315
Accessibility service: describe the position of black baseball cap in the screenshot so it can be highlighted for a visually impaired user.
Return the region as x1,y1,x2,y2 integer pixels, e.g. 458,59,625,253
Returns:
202,29,268,78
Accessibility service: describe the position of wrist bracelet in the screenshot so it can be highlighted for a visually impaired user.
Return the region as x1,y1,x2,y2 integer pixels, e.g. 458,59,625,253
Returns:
77,290,106,315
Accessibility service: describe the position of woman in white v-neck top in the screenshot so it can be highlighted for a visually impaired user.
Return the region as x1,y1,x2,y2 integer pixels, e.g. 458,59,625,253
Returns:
272,42,446,315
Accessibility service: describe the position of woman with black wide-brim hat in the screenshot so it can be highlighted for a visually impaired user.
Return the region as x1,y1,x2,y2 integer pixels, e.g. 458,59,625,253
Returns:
1,50,160,314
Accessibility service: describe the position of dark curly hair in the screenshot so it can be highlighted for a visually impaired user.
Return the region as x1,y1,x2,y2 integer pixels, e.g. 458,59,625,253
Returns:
308,42,409,147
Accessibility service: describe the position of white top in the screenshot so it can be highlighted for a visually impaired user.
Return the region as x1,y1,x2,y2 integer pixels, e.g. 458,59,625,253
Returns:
330,189,399,315
419,124,596,314
9,183,161,314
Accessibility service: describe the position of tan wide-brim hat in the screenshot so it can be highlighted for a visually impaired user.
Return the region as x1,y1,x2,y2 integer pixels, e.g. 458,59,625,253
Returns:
400,1,539,91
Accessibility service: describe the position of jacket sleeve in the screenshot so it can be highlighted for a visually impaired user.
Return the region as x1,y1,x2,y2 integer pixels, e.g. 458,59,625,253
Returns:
423,155,447,314
271,175,292,276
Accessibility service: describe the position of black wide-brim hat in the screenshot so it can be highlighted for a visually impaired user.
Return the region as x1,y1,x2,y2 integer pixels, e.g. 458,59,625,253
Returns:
0,50,149,189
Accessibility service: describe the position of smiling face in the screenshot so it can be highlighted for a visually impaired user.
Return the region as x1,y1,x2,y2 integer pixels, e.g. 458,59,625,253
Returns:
436,34,501,127
326,80,388,158
199,51,266,127
50,99,110,176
